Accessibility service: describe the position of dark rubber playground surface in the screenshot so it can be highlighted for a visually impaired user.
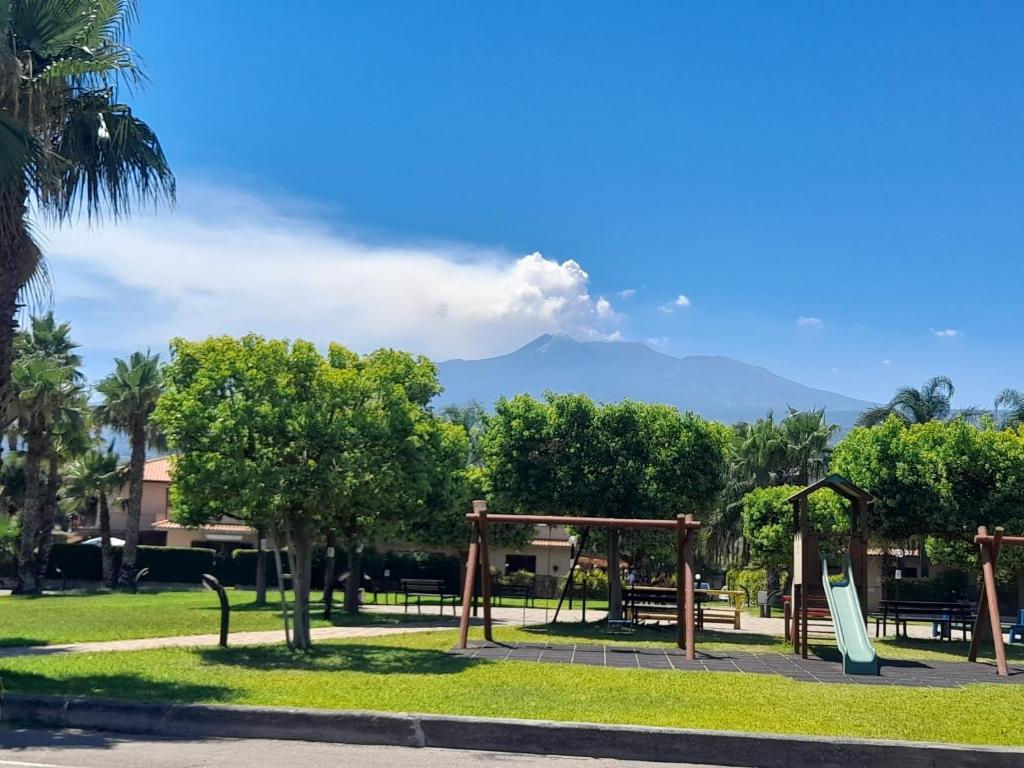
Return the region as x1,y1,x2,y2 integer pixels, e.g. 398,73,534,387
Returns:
449,641,1024,687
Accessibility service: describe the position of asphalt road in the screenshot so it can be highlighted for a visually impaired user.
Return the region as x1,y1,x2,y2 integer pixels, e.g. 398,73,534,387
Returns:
0,729,735,768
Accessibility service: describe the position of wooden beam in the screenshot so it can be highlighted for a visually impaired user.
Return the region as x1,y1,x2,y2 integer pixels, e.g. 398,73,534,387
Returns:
974,534,1024,545
984,528,1008,676
676,515,685,650
457,520,480,650
477,501,494,643
683,514,696,661
465,510,701,531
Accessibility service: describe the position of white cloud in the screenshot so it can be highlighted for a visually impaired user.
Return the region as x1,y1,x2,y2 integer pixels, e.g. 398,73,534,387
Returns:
42,181,621,363
658,293,692,314
617,288,636,299
796,316,823,328
645,336,670,348
931,328,962,338
882,359,892,367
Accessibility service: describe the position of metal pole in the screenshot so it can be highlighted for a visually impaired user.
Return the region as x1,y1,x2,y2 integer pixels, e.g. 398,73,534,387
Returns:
683,514,696,660
553,528,590,623
202,573,230,648
477,501,494,642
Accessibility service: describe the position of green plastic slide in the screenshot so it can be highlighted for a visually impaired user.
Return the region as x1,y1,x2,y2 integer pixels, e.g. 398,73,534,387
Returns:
821,555,880,676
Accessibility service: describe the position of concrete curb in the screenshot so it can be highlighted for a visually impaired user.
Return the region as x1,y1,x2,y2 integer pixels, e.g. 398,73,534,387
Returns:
2,693,1021,767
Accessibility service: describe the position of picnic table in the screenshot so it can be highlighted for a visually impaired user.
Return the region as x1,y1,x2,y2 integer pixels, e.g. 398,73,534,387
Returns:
875,599,974,641
623,585,744,630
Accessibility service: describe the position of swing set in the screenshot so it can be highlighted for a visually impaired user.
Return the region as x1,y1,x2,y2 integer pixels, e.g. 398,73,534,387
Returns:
968,525,1024,677
456,500,703,659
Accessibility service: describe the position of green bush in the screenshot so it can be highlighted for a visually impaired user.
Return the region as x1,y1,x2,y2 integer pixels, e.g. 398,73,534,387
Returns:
46,544,216,584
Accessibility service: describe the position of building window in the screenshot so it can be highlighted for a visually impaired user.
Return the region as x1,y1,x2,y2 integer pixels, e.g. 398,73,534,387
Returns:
505,555,536,574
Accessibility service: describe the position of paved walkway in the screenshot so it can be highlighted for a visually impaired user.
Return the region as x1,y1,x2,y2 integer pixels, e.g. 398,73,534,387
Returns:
450,641,1023,687
0,605,598,659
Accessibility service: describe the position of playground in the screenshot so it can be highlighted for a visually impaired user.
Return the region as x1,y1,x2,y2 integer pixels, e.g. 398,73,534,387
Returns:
449,478,1024,687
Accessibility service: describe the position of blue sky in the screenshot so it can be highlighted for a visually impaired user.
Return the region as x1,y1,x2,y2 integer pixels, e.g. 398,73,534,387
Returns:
45,2,1024,407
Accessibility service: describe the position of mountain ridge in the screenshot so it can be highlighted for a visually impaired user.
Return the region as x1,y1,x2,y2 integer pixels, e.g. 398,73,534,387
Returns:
436,334,875,431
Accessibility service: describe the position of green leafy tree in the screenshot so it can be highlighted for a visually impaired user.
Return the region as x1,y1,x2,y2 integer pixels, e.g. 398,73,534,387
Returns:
156,336,458,647
741,484,847,595
94,351,164,587
0,0,173,436
485,393,729,619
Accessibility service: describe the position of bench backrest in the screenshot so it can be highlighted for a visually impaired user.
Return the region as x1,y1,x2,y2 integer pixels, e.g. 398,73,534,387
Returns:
401,578,445,593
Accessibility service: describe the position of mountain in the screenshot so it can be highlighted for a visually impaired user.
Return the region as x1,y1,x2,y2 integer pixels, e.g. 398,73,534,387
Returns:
436,334,875,431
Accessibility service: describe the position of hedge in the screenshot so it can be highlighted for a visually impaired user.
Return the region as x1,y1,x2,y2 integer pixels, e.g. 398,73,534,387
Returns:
232,547,462,592
46,544,216,584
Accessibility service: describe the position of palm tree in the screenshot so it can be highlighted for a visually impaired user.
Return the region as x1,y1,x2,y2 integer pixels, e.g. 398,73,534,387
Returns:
0,1,174,437
856,375,963,427
781,407,838,485
94,351,163,587
63,443,123,586
994,389,1024,429
9,354,81,592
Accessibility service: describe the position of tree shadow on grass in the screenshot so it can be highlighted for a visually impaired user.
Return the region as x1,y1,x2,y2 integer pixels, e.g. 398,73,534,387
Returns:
0,669,236,705
197,642,480,676
516,621,787,650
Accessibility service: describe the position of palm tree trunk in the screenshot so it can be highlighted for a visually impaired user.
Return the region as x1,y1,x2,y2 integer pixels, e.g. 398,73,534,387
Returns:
118,424,147,587
35,451,61,579
99,492,114,587
14,430,45,594
0,188,35,443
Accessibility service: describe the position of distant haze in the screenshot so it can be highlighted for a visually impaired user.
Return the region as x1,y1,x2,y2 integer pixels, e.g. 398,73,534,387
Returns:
437,334,875,432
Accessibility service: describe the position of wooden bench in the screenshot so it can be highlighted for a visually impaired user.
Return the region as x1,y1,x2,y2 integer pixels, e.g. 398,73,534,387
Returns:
494,582,536,607
401,578,458,615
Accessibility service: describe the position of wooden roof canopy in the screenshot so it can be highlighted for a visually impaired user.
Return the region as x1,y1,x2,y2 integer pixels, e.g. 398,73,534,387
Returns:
787,474,875,505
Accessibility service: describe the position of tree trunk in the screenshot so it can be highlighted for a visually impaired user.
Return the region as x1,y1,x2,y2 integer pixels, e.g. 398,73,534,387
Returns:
0,195,35,445
98,492,114,587
14,429,45,594
766,566,782,600
607,529,622,620
285,515,314,651
322,533,337,620
254,530,267,607
118,424,147,587
344,537,361,615
35,451,61,580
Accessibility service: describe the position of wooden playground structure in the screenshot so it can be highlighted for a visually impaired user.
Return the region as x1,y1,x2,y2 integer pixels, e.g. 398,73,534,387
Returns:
456,500,703,659
787,475,874,659
968,526,1024,677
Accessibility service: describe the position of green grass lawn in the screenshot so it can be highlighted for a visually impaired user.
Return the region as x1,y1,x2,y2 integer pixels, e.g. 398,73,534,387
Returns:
0,628,1021,747
0,589,440,647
